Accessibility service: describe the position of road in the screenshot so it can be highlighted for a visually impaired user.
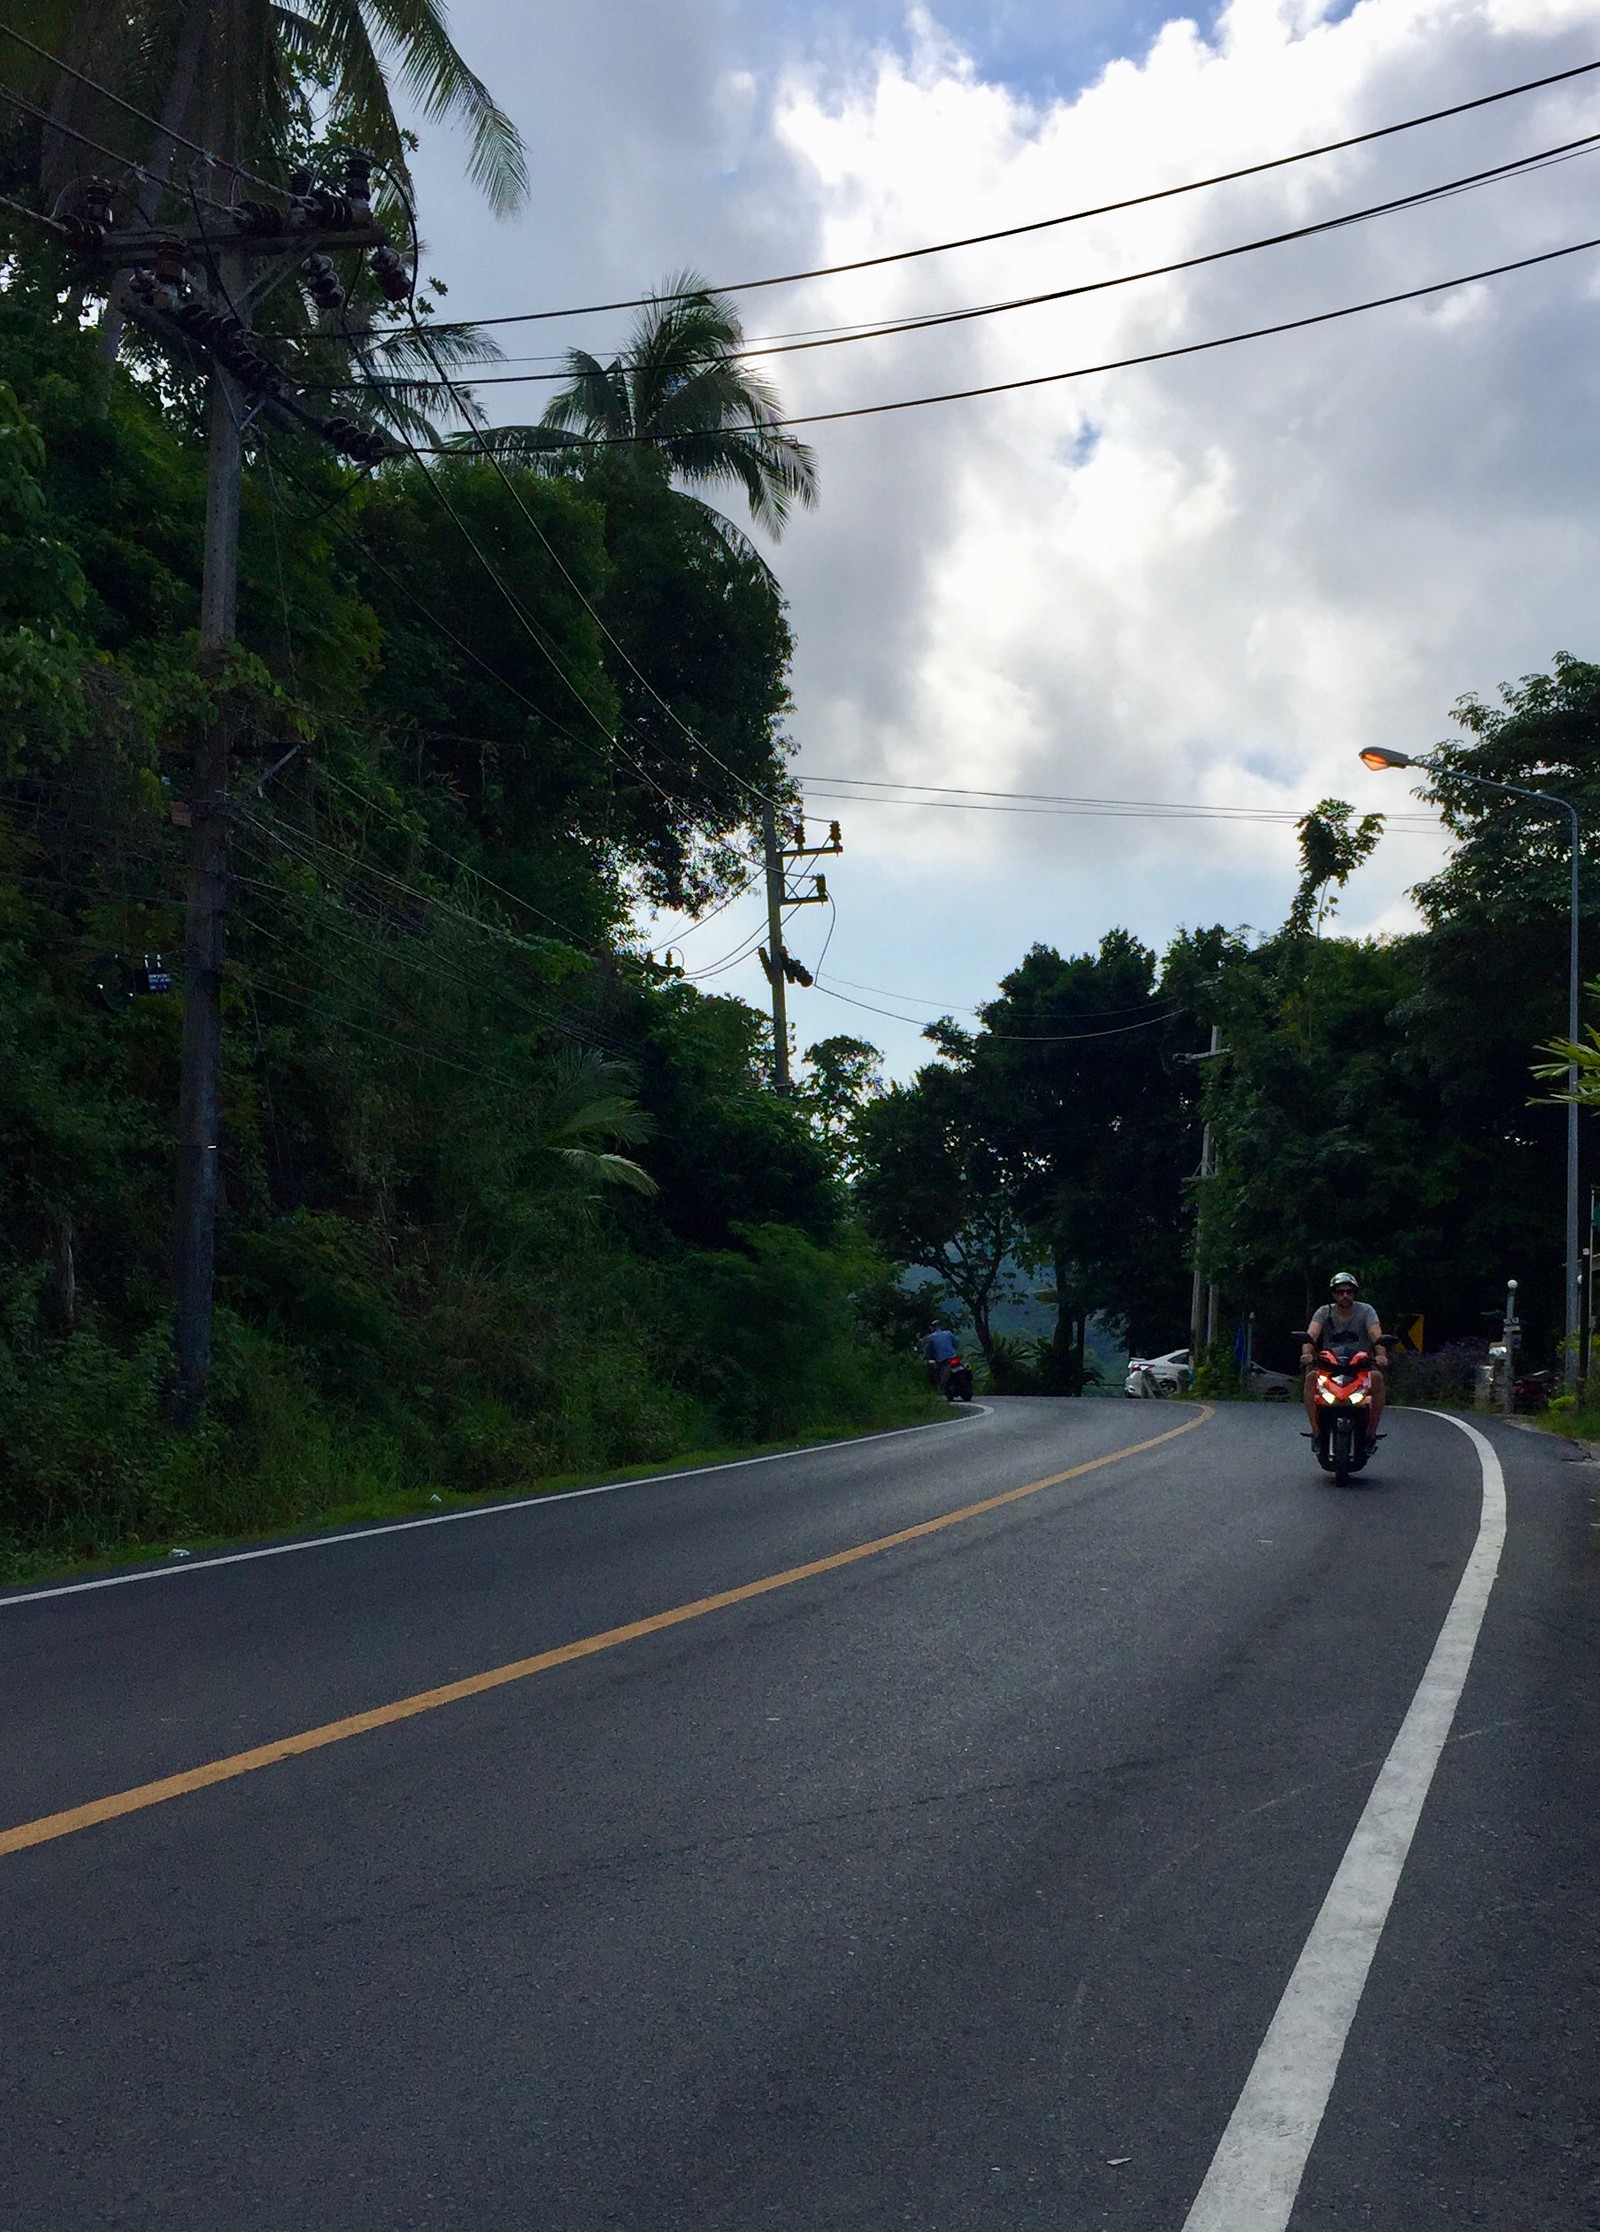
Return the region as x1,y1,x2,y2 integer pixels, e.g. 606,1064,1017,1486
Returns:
2,1398,1596,2229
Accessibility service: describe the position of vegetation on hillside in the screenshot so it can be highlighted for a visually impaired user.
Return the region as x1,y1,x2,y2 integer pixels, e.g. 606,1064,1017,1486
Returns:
0,236,929,1578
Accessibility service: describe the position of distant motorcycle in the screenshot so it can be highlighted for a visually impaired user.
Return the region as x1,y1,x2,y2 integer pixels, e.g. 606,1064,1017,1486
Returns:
1299,1332,1376,1486
927,1353,974,1402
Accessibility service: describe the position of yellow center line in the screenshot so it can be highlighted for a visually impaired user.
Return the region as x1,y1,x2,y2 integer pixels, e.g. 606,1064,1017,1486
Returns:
1,1406,1212,1860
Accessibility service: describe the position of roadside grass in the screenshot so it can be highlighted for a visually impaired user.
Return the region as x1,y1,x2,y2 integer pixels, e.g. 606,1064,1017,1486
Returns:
0,1396,952,1591
1528,1390,1600,1443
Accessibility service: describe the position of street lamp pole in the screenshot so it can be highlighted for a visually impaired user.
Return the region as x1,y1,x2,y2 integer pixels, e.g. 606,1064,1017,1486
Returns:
1360,746,1581,1387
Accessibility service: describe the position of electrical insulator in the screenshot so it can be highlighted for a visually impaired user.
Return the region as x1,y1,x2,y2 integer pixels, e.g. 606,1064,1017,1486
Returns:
343,153,373,209
828,820,842,849
152,236,188,289
783,955,814,986
791,820,806,848
369,244,410,303
232,199,284,237
310,180,355,228
304,253,345,311
81,177,115,225
324,416,387,465
287,168,314,199
814,874,827,902
59,177,115,253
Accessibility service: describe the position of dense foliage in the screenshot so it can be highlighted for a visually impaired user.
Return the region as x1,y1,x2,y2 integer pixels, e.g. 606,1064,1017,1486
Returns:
0,260,927,1576
850,698,1600,1382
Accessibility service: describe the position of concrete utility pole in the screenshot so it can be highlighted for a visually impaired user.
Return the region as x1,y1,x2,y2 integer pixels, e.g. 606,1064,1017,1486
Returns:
56,161,393,1415
1189,1024,1223,1361
761,802,791,1095
171,313,243,1416
758,806,840,1096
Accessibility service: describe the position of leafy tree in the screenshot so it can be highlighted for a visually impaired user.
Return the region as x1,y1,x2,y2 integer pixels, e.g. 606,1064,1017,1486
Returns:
943,932,1199,1366
796,1034,883,1171
853,1064,1031,1360
1286,799,1384,937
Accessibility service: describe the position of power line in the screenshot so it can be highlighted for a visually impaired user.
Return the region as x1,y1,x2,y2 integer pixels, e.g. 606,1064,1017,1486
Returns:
809,974,1180,1042
385,275,789,821
309,759,606,952
229,859,628,1058
342,153,778,824
818,967,1171,1020
343,131,1600,389
801,777,1442,829
422,53,1600,332
492,232,1600,438
260,441,770,898
318,291,774,864
0,83,238,215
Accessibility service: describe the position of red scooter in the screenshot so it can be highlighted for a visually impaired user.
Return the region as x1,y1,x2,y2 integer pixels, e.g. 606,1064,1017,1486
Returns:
1300,1334,1376,1486
926,1353,975,1402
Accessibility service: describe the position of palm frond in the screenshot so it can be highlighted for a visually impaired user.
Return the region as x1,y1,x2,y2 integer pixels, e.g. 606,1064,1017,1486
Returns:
551,1148,659,1196
535,268,820,534
541,351,633,440
439,422,589,464
341,0,528,215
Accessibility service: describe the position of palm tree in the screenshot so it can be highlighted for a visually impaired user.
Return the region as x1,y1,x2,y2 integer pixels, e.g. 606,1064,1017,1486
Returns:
460,273,819,551
11,0,526,223
530,1051,658,1197
5,0,523,404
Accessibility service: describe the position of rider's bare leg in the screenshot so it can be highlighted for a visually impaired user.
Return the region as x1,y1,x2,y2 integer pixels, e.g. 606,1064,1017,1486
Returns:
1368,1369,1385,1446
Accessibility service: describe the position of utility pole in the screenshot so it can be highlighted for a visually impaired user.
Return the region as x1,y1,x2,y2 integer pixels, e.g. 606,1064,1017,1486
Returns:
171,301,243,1416
757,806,840,1095
50,161,395,1415
1188,1024,1223,1362
760,802,791,1094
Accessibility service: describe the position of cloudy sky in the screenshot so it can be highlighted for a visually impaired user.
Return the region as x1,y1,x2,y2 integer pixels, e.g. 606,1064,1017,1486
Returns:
410,0,1600,1075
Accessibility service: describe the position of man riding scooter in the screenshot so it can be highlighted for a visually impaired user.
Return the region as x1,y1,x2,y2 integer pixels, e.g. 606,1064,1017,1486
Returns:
1301,1273,1388,1450
921,1320,960,1395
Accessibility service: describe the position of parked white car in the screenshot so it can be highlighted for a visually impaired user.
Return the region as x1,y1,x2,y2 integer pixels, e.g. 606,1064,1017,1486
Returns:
1125,1351,1296,1400
1125,1348,1191,1396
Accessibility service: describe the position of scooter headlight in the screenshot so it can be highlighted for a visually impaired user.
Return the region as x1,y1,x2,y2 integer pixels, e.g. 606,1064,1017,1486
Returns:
1317,1382,1338,1402
1348,1390,1368,1404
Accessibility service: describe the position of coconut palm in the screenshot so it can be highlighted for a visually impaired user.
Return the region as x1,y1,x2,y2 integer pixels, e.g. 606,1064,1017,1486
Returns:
11,0,526,221
4,0,523,413
459,273,819,549
530,1051,658,1197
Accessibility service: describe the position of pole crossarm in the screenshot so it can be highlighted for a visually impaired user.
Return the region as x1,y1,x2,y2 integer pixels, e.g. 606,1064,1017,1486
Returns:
78,222,388,270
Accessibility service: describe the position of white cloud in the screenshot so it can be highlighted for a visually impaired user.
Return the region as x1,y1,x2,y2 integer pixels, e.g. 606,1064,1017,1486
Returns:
412,0,1600,1071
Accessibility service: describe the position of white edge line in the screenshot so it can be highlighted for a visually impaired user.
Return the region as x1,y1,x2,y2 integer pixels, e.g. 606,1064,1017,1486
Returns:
0,1405,995,1611
1179,1409,1507,2232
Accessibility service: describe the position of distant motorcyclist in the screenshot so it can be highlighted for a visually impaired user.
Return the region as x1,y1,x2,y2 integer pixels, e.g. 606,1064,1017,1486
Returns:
921,1321,960,1393
1301,1273,1388,1446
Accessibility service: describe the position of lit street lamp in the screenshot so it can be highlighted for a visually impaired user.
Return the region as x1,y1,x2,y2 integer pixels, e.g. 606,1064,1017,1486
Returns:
1359,744,1582,1386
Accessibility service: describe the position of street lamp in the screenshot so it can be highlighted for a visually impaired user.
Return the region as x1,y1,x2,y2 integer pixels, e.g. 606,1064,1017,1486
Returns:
1359,744,1582,1386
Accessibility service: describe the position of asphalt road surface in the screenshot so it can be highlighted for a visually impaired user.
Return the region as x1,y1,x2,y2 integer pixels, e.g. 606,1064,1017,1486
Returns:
3,1399,1597,2229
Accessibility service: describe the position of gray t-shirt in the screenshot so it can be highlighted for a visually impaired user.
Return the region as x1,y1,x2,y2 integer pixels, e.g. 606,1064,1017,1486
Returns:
1308,1300,1382,1348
